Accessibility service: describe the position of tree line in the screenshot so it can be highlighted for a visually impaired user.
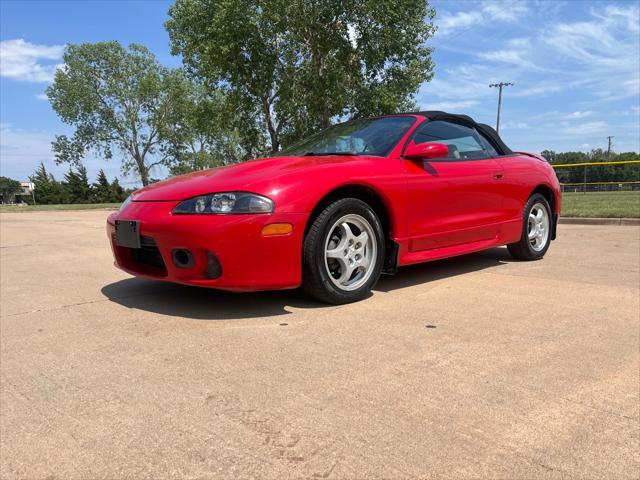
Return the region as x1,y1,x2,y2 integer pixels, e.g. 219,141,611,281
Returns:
45,0,437,186
0,164,129,205
542,149,639,184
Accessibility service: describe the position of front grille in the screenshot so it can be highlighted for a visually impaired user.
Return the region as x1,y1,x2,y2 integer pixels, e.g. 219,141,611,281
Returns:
140,236,157,248
132,236,166,270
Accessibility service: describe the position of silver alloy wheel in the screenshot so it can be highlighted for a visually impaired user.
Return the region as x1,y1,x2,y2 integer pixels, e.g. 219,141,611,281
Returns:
528,202,550,252
324,214,377,291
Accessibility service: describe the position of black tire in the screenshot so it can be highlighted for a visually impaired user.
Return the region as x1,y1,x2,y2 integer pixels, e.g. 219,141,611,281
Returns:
302,198,385,304
507,193,552,260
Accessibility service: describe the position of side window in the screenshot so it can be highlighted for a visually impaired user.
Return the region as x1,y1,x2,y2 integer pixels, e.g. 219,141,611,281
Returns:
409,120,491,160
477,131,499,157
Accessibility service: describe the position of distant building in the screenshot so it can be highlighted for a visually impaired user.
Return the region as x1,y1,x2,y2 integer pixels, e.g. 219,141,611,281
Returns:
20,182,34,194
1,182,35,204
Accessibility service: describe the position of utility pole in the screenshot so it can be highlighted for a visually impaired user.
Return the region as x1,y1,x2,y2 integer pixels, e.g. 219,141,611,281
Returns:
489,82,514,133
607,136,614,161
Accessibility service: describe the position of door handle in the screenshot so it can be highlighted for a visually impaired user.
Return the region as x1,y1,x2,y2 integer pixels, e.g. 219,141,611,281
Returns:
493,173,504,179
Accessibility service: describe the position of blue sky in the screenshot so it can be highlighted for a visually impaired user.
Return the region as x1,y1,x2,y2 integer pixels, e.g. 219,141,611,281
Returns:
1,0,639,185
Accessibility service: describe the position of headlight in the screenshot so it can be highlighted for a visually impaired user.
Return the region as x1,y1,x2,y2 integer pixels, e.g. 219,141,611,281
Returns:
173,192,274,214
119,195,132,211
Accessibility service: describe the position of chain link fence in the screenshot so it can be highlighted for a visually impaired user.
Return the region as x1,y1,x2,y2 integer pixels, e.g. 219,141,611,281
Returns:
552,160,640,193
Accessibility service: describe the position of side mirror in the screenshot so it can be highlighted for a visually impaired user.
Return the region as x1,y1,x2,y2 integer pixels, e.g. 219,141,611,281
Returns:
404,142,449,160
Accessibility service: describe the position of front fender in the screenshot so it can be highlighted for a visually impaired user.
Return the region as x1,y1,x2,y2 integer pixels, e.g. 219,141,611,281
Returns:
269,160,408,238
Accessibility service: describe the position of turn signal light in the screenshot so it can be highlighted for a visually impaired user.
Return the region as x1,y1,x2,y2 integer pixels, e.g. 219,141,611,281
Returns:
261,223,293,236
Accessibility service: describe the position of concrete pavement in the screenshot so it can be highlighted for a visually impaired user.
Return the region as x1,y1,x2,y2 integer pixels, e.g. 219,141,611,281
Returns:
1,210,638,479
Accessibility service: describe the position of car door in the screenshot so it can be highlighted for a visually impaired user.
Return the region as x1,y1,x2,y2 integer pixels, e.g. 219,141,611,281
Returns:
403,120,505,251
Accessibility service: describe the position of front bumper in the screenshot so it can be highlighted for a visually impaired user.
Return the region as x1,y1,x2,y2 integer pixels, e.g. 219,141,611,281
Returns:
107,200,308,291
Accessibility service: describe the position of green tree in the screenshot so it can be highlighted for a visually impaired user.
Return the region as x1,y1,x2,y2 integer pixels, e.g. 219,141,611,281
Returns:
30,163,67,204
110,178,126,202
164,84,251,175
540,150,556,163
0,177,23,203
92,169,113,203
546,149,639,185
46,41,187,186
166,0,436,152
63,164,92,203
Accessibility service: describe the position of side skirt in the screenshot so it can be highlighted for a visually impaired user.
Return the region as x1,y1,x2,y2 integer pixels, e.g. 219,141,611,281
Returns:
397,236,503,266
394,218,522,267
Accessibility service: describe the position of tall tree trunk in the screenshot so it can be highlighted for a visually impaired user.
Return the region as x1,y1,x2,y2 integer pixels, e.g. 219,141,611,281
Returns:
135,155,149,186
310,39,330,128
321,104,331,128
262,96,280,153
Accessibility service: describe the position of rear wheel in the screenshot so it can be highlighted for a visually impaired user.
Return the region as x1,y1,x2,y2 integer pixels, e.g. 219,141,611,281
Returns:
508,193,552,260
302,198,384,304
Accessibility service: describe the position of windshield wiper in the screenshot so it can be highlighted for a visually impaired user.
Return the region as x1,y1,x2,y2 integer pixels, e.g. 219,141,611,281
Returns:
302,151,358,156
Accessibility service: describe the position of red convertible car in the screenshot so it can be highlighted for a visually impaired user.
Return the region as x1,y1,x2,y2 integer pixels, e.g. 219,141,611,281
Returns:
108,111,561,304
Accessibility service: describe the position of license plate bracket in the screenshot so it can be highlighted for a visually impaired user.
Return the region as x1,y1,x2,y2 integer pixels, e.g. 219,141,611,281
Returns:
115,220,141,248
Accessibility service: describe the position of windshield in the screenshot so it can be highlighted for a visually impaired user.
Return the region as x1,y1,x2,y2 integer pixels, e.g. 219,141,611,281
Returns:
277,116,417,157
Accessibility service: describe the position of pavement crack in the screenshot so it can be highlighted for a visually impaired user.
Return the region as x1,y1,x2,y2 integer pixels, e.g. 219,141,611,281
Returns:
0,244,41,249
559,396,637,421
489,269,640,288
0,286,186,318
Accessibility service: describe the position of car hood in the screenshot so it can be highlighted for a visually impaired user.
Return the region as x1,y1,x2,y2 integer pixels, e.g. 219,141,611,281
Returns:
131,155,358,202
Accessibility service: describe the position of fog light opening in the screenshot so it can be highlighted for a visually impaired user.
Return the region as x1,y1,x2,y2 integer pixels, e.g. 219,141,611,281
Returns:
172,249,194,269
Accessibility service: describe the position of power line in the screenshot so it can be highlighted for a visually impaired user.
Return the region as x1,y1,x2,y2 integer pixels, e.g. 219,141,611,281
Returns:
489,82,514,134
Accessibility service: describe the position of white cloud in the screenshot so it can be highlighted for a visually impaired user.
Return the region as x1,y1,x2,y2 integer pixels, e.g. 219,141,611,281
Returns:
479,49,525,64
545,23,622,68
0,124,57,180
511,84,565,97
562,121,609,136
0,124,124,183
425,2,639,116
592,4,640,34
481,0,528,21
436,0,528,36
422,100,480,111
437,11,483,36
421,62,511,101
543,4,639,76
35,93,48,101
477,38,555,72
501,121,529,130
564,111,592,120
507,38,530,48
0,39,64,83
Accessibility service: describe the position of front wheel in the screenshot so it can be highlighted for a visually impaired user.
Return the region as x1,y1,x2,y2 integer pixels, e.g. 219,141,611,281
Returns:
302,198,385,304
508,193,552,260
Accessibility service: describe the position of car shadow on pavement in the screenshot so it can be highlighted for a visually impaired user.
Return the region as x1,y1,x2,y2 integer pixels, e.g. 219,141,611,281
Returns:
375,246,512,292
100,247,512,320
101,279,325,320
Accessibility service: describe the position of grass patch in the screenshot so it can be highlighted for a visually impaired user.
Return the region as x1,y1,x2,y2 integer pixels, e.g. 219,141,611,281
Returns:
0,203,120,213
561,192,640,218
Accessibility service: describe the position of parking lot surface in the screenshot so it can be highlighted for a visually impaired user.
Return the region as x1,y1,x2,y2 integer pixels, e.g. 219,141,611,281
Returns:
1,210,638,479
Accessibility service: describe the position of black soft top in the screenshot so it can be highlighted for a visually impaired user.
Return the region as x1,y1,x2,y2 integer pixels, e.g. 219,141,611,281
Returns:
412,110,513,155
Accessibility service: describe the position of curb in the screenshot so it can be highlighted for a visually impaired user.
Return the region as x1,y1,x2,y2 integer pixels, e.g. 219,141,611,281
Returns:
559,217,640,226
